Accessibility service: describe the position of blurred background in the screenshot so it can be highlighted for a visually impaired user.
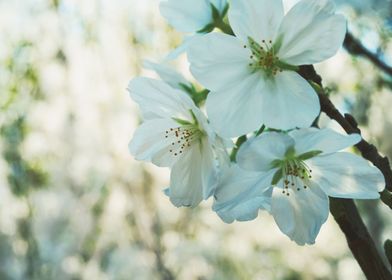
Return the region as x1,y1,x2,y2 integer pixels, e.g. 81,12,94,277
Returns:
0,0,391,279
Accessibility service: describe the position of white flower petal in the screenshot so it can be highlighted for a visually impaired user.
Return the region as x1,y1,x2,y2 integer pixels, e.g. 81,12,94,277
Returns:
129,118,181,167
168,143,206,207
160,0,212,33
277,0,346,65
205,73,266,138
271,182,329,245
143,60,190,89
259,71,320,130
213,165,274,223
164,34,203,61
237,132,294,172
200,138,219,199
289,127,361,155
307,152,385,199
188,32,251,92
229,0,284,43
128,77,196,120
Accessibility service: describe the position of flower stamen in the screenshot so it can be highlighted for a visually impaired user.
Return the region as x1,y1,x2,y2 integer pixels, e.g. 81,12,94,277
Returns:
247,37,281,77
165,124,203,157
279,158,314,197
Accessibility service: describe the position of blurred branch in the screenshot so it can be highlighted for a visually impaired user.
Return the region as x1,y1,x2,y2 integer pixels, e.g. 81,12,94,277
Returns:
299,65,392,280
344,32,392,76
126,170,175,280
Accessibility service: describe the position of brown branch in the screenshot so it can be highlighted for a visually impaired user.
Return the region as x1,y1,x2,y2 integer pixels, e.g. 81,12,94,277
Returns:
299,65,392,192
344,32,392,76
330,198,392,279
299,65,392,279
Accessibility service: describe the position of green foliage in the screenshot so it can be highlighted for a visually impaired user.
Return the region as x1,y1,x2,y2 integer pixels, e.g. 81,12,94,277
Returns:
1,118,48,196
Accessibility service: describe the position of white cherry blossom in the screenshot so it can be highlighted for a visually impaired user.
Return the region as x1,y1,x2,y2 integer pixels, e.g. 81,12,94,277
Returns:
188,0,347,137
214,128,385,245
128,77,229,207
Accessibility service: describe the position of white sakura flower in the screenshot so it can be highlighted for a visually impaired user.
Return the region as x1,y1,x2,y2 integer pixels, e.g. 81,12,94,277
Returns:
188,0,347,137
128,77,229,207
160,0,228,33
215,128,385,245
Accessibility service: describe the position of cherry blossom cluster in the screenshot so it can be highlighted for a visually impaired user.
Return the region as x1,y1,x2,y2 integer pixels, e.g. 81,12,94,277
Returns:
128,0,385,245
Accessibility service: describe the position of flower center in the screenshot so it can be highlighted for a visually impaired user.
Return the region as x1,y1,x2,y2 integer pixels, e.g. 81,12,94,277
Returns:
166,111,204,157
280,159,313,196
245,37,298,77
271,147,322,197
246,37,281,77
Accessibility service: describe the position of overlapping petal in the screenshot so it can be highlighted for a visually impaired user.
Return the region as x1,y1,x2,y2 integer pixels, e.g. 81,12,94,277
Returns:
200,138,219,199
168,139,220,207
277,0,346,65
289,128,361,155
237,132,294,172
160,0,212,33
169,143,205,207
229,0,284,43
271,182,329,245
307,152,385,199
188,32,251,92
143,60,191,90
258,71,320,130
213,165,274,223
128,77,196,120
129,118,182,167
205,73,265,137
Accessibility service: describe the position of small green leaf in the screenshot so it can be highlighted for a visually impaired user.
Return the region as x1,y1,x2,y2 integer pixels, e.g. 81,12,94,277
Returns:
271,168,283,185
270,159,283,169
309,81,324,94
210,3,221,21
285,146,296,158
275,60,299,72
230,135,247,162
221,3,229,17
197,23,215,34
179,83,209,106
297,150,322,161
172,117,192,126
189,109,199,125
255,125,266,136
178,83,194,94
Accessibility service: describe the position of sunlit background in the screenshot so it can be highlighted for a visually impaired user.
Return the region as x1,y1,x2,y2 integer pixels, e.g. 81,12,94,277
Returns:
0,0,391,279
